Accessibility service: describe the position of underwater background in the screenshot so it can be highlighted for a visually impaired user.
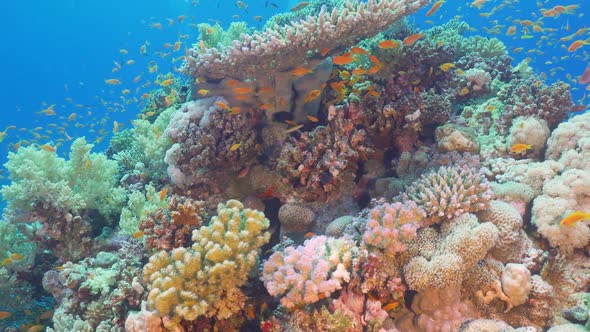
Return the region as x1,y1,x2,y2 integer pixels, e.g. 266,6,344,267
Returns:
1,0,590,331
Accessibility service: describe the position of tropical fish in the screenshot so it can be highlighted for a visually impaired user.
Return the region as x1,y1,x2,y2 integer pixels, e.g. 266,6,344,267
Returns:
425,0,444,17
559,211,590,226
510,143,532,153
403,33,425,46
198,89,210,96
332,55,355,65
159,188,168,201
378,40,401,49
40,144,56,152
9,253,24,261
307,115,319,122
350,47,369,55
291,67,313,76
458,87,470,96
160,78,174,87
105,78,121,85
285,124,304,133
0,311,10,319
234,87,252,94
383,301,400,311
304,89,321,103
132,230,144,239
290,1,309,11
439,63,455,71
215,101,231,110
230,142,242,151
28,325,45,332
567,39,590,52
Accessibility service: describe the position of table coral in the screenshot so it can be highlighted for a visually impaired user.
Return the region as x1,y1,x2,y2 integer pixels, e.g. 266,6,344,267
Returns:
143,200,270,328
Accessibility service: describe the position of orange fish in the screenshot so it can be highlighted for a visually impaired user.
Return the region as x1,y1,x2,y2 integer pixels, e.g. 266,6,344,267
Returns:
383,301,400,311
367,65,382,74
510,143,532,153
28,325,45,332
350,47,369,55
234,87,252,94
439,63,455,72
559,211,590,226
304,89,322,103
132,230,144,239
368,55,381,66
320,47,331,57
237,165,251,178
304,232,315,239
332,55,355,65
567,39,589,52
105,78,121,85
403,33,425,46
506,26,516,35
215,101,231,110
40,144,56,152
159,188,168,201
378,39,401,49
291,67,313,77
426,0,444,16
198,89,210,96
230,107,242,115
173,41,181,52
307,115,319,122
0,311,10,319
352,66,366,75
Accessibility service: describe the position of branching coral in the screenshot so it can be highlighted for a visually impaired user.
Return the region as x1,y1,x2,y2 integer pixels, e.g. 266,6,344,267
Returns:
363,201,426,257
143,200,270,328
403,166,494,224
261,236,357,308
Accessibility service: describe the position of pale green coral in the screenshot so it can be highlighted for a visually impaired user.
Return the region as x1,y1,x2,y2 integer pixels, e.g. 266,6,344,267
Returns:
112,107,174,184
118,185,167,236
143,199,270,329
197,22,249,49
1,137,125,222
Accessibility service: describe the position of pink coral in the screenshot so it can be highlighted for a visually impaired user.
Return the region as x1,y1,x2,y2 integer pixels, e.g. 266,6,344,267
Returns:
363,201,426,256
261,236,356,308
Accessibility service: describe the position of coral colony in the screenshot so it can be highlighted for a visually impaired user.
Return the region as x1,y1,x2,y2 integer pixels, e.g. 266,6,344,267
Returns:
2,0,590,331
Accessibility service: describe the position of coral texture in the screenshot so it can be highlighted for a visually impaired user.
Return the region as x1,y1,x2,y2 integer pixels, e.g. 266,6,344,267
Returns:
143,200,270,328
261,236,356,308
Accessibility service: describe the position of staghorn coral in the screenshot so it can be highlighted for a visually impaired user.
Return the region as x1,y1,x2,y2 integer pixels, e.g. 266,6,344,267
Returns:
363,200,426,257
261,236,358,308
403,166,494,224
143,200,270,328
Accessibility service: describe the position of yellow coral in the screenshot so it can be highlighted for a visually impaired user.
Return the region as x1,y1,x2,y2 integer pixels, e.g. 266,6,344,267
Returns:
143,199,270,328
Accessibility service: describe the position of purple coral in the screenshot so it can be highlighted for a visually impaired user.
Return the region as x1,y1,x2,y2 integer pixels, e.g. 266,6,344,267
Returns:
403,166,494,224
363,201,426,256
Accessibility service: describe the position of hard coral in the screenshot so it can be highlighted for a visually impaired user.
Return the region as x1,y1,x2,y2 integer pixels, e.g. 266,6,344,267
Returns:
143,200,270,329
403,166,494,224
261,236,357,308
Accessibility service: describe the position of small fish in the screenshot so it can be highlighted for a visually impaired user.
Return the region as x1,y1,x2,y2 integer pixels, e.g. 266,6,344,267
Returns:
307,115,319,122
40,144,56,152
378,39,401,49
173,41,181,52
403,33,425,46
0,312,10,319
568,39,590,52
350,47,369,55
9,253,24,261
383,301,400,311
198,89,210,96
126,59,135,65
132,230,144,239
160,78,174,87
304,232,315,239
230,142,242,151
366,90,380,97
39,310,54,320
559,211,590,226
458,87,470,96
28,325,45,332
237,165,251,178
285,124,304,133
234,87,252,94
320,47,331,57
230,107,242,116
426,0,444,16
332,55,355,65
510,143,532,154
304,89,322,103
105,78,121,85
290,1,309,12
215,101,231,110
439,63,455,72
113,121,119,134
84,158,91,169
159,188,168,201
291,67,313,77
